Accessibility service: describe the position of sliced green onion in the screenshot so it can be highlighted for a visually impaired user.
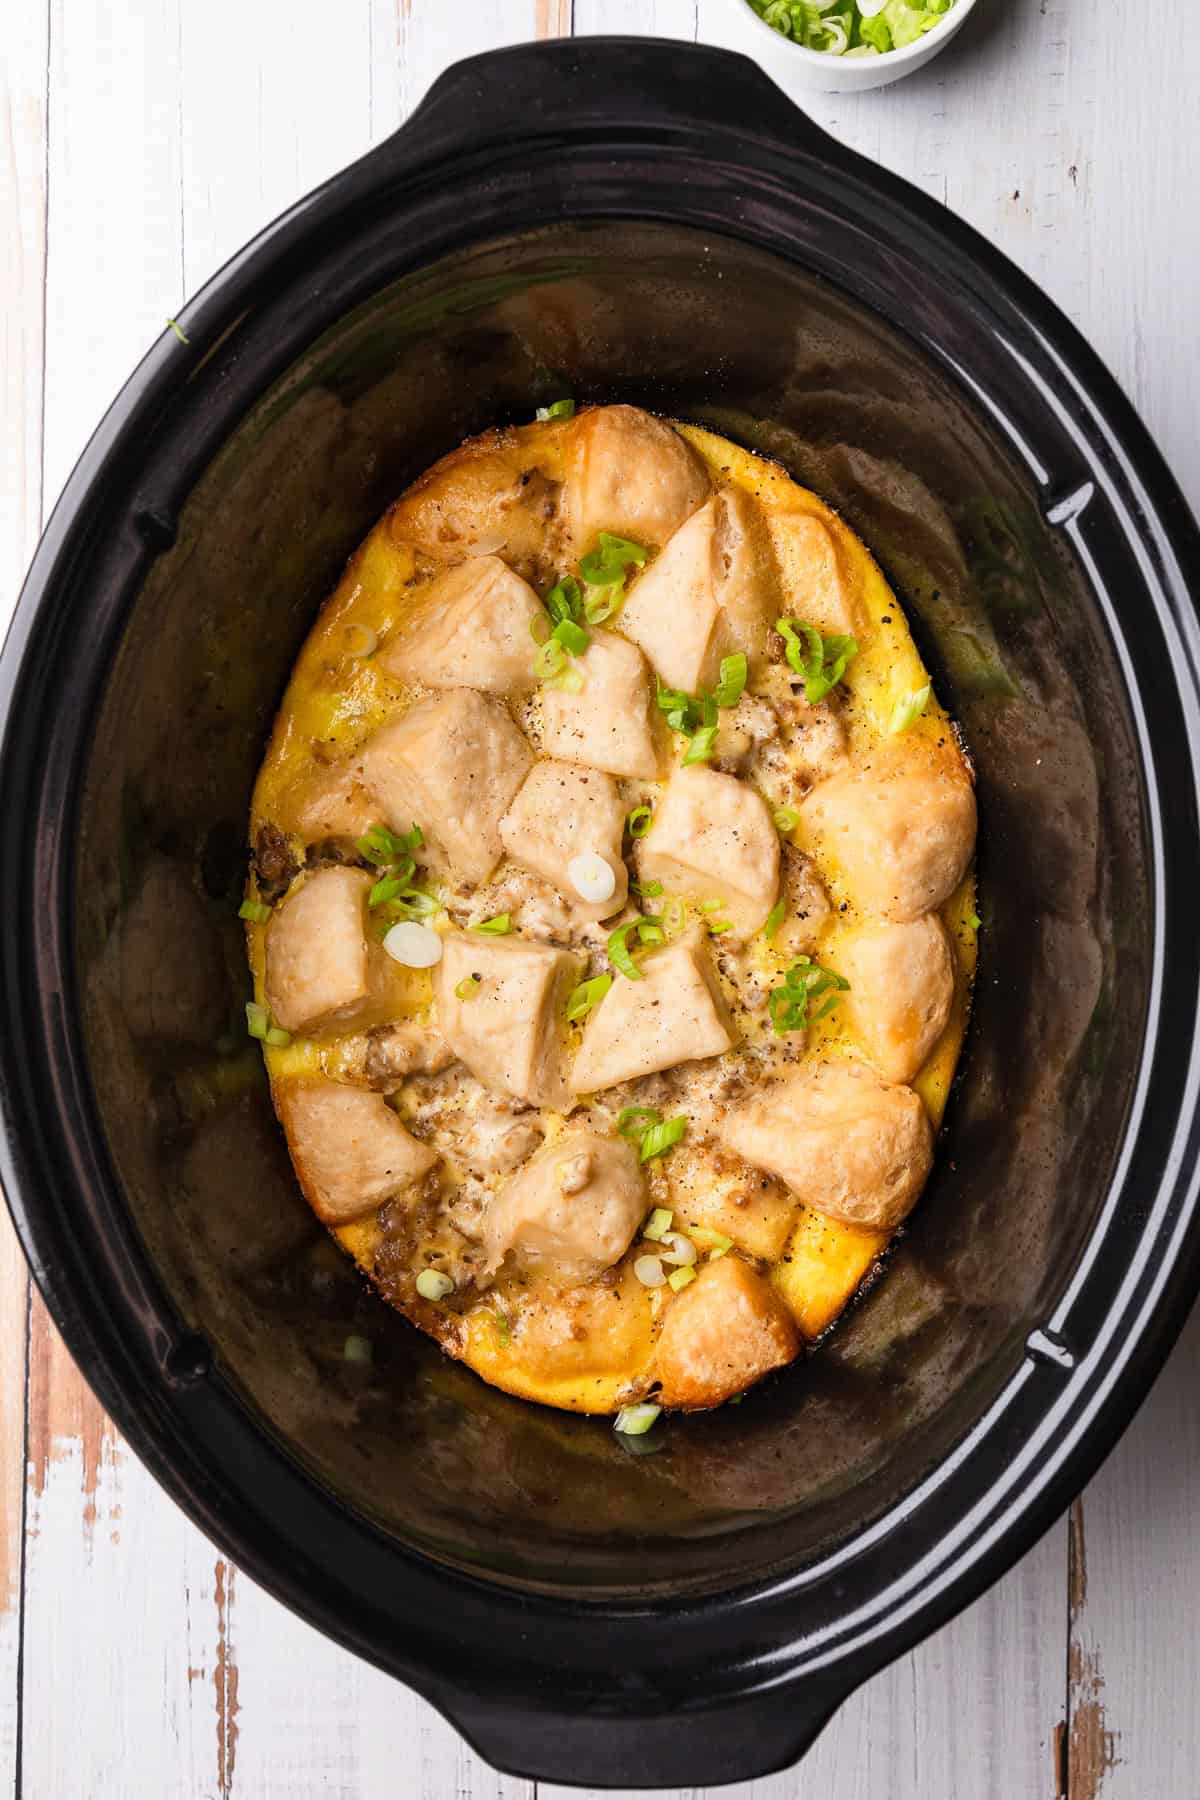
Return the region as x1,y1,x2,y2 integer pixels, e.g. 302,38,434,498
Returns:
264,1025,292,1047
659,1231,697,1267
614,1403,661,1437
692,1227,733,1258
747,0,951,54
698,898,724,913
642,1207,674,1241
492,1305,511,1347
533,636,567,681
583,583,622,625
632,878,663,897
714,652,748,709
543,575,582,626
661,896,687,936
656,678,694,722
356,822,422,865
239,898,272,924
455,976,481,1000
415,1268,454,1302
763,898,786,940
618,1106,663,1140
626,806,654,839
640,1116,687,1162
683,725,719,765
887,683,931,736
773,807,799,834
768,956,850,1035
388,888,440,919
536,397,576,421
566,973,612,1021
667,1265,696,1291
529,610,552,646
166,317,190,345
967,911,982,930
548,663,585,693
607,915,663,980
245,1002,269,1040
775,617,859,704
579,549,626,587
369,865,415,908
343,1334,372,1364
707,919,733,936
553,617,589,656
471,913,511,935
597,532,649,568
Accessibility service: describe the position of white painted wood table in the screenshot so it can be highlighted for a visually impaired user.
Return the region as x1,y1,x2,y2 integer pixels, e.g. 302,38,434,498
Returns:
2,2,1198,1795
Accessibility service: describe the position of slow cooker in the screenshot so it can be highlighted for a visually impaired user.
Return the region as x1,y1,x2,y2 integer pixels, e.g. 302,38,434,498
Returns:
3,38,1200,1787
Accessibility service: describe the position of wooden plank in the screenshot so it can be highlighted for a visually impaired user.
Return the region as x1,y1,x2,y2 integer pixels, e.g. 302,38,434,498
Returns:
367,0,568,136
538,1524,1066,1800
23,1298,235,1798
177,0,372,295
574,0,697,34
0,0,50,1791
227,1587,534,1800
39,0,184,512
1063,1314,1200,1799
16,5,230,1799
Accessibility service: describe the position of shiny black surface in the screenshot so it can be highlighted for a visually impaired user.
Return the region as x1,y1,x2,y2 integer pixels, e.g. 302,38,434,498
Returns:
2,39,1200,1788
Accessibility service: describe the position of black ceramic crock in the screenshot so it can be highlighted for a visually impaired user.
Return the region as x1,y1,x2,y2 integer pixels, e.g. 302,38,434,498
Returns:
3,37,1200,1788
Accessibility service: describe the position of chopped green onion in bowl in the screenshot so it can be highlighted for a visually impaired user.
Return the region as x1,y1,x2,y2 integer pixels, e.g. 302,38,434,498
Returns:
745,0,959,56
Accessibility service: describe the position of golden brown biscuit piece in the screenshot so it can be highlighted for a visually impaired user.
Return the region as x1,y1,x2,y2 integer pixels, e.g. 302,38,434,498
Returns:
838,914,955,1084
720,1058,934,1233
276,1077,438,1224
638,763,780,936
499,760,628,920
380,555,543,696
562,404,710,555
356,689,533,886
618,489,775,692
539,629,663,782
799,736,976,922
434,931,581,1109
264,867,374,1035
483,1129,646,1285
572,929,736,1093
655,1256,801,1410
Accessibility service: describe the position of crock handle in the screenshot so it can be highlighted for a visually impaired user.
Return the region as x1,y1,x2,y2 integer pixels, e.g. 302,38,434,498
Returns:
437,1682,846,1788
374,37,833,170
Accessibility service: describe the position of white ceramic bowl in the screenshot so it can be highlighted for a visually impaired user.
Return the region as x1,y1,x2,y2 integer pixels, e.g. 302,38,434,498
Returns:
712,0,979,94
